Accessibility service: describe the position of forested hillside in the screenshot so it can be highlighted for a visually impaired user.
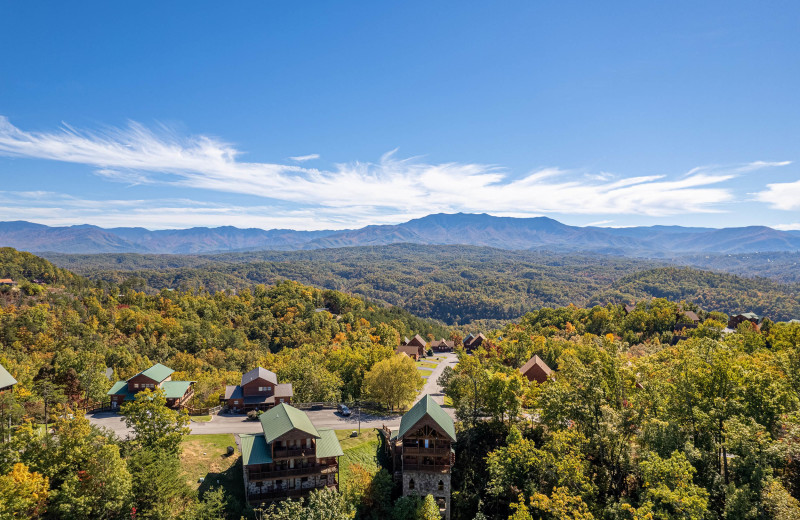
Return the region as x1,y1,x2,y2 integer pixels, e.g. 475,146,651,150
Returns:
44,245,800,324
2,249,799,519
438,301,800,520
592,267,800,321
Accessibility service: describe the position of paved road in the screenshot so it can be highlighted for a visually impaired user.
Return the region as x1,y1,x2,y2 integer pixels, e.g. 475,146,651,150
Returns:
416,352,457,405
88,352,459,437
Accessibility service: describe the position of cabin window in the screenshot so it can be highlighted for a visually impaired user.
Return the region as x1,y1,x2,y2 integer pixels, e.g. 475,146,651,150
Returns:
259,386,267,392
280,398,284,403
133,383,139,389
438,480,444,491
408,479,415,490
301,477,308,482
424,439,430,448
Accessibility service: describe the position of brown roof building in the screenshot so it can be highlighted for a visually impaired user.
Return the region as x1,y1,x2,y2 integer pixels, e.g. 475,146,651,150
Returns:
398,334,428,360
222,367,293,412
463,333,488,352
430,338,455,352
520,355,552,384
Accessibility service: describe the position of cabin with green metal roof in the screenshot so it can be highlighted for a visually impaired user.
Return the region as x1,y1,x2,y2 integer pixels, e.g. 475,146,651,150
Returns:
106,363,194,409
382,395,455,519
0,363,17,392
242,403,342,504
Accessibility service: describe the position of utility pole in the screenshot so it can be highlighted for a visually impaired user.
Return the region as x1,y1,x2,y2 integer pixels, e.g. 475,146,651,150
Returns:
357,399,361,436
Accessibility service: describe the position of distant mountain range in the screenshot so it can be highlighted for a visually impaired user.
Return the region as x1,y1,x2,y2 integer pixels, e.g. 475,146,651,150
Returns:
2,213,800,255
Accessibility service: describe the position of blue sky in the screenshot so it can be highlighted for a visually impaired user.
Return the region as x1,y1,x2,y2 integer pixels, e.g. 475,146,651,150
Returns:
1,1,799,230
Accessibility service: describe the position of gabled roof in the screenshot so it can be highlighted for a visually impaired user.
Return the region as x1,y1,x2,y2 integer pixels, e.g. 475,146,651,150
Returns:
241,433,273,466
0,363,17,389
242,367,278,386
316,429,344,458
106,381,135,400
682,310,699,322
133,363,174,383
259,402,320,443
520,355,552,379
162,380,193,399
738,312,760,320
224,385,242,400
398,395,456,442
274,383,293,397
408,334,427,347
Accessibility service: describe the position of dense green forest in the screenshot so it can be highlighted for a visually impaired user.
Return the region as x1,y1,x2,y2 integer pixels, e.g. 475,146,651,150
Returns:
439,303,800,520
2,248,799,519
44,245,800,324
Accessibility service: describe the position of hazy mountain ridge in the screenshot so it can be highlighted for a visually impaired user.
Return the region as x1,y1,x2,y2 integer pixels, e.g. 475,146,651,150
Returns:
3,213,800,255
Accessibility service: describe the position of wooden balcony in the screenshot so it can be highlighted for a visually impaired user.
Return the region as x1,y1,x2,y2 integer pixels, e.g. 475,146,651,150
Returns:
272,447,315,459
401,446,452,456
248,464,337,480
248,481,338,502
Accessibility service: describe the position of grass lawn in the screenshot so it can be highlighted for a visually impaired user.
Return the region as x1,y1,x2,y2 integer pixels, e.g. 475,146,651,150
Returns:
335,428,381,483
416,361,438,369
189,415,213,422
417,368,434,377
443,396,453,407
180,434,244,506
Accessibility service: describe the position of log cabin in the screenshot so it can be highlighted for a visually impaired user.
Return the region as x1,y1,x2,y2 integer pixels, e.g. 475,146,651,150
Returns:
221,367,293,412
240,403,343,504
106,363,194,409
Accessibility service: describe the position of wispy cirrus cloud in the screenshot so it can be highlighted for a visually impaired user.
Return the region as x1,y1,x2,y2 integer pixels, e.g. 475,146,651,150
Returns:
0,116,789,228
288,153,320,162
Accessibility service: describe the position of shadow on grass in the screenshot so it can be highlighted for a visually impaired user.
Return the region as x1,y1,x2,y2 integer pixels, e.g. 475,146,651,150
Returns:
198,453,246,514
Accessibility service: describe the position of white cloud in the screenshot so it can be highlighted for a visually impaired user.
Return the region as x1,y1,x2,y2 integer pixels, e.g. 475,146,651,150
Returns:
755,179,800,211
0,117,790,228
288,153,320,162
773,223,800,231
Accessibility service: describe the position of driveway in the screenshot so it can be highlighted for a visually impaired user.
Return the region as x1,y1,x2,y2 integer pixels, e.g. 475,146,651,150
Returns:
416,351,458,405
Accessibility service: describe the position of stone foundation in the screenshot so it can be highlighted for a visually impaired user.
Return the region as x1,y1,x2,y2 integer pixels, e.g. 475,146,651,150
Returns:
402,471,451,519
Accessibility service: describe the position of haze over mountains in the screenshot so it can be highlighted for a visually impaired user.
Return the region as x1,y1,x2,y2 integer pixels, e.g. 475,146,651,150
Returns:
2,213,800,256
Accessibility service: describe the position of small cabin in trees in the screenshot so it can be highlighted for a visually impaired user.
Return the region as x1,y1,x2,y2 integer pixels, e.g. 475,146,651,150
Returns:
106,363,194,409
728,312,761,330
520,355,552,384
398,334,427,360
381,395,456,519
0,363,17,392
463,333,488,353
221,367,293,412
240,403,342,504
0,279,16,287
430,338,455,352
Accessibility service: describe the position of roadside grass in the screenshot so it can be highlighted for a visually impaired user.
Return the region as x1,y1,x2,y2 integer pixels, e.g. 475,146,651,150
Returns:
180,434,244,507
335,428,381,483
189,415,213,422
417,368,434,377
416,361,438,369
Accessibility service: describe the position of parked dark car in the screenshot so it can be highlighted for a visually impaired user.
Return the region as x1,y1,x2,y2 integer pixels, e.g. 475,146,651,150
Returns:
337,404,351,416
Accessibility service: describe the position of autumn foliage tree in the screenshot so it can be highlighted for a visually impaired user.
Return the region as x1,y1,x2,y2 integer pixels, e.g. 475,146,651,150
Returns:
363,354,424,410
